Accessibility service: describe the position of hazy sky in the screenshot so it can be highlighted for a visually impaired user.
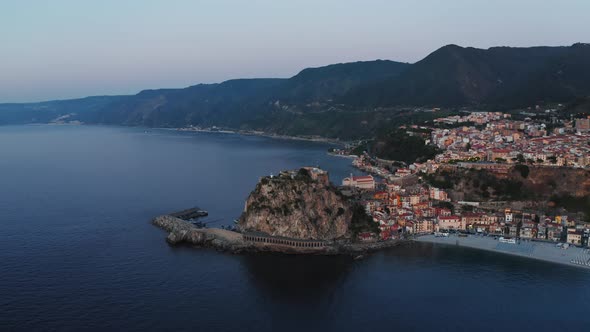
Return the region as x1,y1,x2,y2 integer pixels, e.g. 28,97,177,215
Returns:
1,0,589,102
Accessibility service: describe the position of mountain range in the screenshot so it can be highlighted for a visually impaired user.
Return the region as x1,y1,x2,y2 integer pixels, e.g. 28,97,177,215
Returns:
344,43,590,107
1,43,589,139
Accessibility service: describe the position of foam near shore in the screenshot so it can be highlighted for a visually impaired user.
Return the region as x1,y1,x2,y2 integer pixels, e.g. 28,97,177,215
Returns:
415,234,590,270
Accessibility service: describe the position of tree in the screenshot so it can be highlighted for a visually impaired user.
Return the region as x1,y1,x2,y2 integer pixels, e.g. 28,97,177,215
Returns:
350,204,379,236
462,205,474,212
514,164,530,178
516,154,526,163
516,220,523,238
370,129,440,164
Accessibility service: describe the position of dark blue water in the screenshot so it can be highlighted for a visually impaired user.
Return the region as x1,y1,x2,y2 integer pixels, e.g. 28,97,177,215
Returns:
1,125,589,332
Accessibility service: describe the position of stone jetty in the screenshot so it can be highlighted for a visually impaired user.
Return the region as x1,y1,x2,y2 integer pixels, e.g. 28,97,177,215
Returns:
152,214,403,255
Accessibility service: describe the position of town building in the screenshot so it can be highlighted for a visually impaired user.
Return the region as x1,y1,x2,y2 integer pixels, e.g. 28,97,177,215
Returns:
575,117,590,133
436,215,463,231
414,219,434,234
429,187,449,201
567,232,582,246
342,174,375,190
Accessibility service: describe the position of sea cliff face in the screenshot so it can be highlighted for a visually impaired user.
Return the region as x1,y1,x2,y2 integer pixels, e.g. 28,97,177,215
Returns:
237,168,353,240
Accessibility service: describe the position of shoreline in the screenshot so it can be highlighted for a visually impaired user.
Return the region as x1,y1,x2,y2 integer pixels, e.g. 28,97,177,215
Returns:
152,215,404,255
152,214,590,267
172,127,347,146
20,123,348,147
415,234,590,270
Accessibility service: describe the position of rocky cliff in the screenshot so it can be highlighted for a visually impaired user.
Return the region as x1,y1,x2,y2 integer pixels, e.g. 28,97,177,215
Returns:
521,166,590,198
430,165,590,201
237,168,356,240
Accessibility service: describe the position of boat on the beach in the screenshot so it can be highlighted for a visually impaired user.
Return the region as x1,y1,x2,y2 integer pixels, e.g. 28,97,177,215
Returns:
499,237,516,244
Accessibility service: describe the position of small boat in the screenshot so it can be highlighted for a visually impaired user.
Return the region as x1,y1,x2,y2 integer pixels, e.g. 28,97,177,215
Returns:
499,237,516,244
170,207,208,220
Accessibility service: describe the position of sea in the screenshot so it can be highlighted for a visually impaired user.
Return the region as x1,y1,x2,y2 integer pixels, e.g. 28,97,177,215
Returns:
1,125,589,332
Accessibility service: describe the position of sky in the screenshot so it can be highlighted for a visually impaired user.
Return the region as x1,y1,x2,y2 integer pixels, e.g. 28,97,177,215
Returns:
1,0,589,103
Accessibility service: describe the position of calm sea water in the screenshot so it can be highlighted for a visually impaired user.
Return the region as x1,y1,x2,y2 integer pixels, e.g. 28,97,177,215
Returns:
1,125,589,332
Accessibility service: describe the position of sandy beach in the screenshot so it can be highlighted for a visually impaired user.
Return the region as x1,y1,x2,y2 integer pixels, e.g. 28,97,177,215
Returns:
416,234,590,270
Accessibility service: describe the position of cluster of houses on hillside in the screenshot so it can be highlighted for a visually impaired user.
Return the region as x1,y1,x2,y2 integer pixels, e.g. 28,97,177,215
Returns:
342,112,590,246
343,113,590,184
341,173,590,247
335,110,590,246
431,113,590,167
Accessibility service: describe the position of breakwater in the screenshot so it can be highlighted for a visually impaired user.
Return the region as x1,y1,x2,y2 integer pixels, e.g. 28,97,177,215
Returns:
152,215,403,255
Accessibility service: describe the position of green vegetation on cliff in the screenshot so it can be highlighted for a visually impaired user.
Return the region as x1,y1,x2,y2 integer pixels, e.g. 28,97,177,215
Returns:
343,43,590,108
549,195,590,222
349,204,380,236
514,164,530,178
364,129,440,163
423,169,531,201
424,166,590,203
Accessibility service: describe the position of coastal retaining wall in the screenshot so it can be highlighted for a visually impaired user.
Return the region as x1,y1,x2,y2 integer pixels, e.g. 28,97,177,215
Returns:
243,233,327,250
152,214,404,255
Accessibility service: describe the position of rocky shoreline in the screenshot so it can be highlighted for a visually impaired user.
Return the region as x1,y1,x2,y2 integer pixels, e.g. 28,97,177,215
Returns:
152,215,404,255
152,215,250,252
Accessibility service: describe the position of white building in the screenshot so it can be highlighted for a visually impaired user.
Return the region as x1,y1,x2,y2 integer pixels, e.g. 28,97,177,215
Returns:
342,174,375,190
429,187,448,201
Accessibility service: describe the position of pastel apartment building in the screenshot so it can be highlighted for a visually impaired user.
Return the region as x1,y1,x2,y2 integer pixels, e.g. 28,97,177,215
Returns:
436,215,464,231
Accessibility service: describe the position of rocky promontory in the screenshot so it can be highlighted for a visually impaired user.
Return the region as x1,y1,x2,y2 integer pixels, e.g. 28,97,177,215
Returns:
151,167,397,255
152,213,401,255
237,167,377,240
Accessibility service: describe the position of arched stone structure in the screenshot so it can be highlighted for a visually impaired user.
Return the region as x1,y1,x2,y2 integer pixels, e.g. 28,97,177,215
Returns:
243,233,325,249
